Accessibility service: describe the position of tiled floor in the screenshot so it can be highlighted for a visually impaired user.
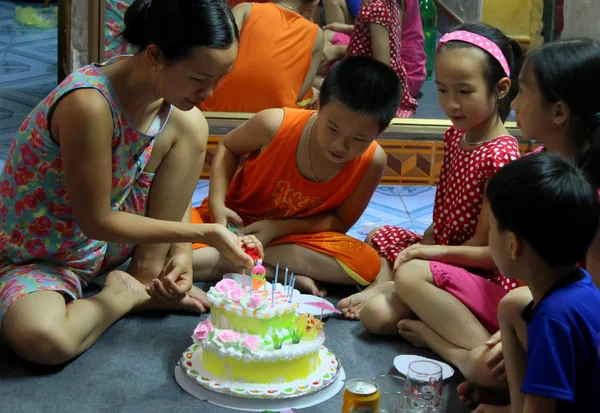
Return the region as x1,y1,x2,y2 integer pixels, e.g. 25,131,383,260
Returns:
0,1,57,170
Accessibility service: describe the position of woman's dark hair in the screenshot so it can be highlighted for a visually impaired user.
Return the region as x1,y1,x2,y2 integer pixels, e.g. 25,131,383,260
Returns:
526,38,600,187
122,0,239,62
438,22,524,122
487,152,599,268
320,56,402,133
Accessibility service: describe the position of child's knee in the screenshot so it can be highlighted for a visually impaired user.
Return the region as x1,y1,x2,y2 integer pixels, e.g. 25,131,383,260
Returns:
365,226,383,246
360,294,399,335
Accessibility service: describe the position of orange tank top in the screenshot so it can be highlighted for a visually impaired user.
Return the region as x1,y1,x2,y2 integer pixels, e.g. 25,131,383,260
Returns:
200,3,318,113
224,108,377,224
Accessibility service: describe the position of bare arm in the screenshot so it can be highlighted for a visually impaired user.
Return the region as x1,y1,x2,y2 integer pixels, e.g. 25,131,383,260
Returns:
436,245,496,270
421,223,434,245
462,190,492,247
231,2,251,32
323,22,355,35
521,395,557,413
270,145,386,236
298,28,324,102
55,89,215,245
367,23,391,66
585,229,600,288
208,109,284,211
323,0,351,25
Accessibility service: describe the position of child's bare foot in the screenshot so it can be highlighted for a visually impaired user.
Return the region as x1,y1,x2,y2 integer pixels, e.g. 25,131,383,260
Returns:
338,281,393,320
457,381,510,409
397,319,429,348
293,275,327,297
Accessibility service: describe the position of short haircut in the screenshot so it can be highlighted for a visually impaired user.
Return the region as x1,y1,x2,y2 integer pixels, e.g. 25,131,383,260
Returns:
487,152,599,267
320,56,402,133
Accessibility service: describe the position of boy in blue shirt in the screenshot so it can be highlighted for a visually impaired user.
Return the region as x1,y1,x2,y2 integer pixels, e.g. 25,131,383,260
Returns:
484,152,600,413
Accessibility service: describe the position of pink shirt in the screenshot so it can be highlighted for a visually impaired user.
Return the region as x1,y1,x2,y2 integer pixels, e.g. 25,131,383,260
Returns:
401,0,427,97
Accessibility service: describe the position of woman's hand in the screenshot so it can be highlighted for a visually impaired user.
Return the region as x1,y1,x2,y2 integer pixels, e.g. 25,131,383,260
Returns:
146,253,194,300
204,224,255,268
236,220,280,247
241,234,265,261
393,244,448,270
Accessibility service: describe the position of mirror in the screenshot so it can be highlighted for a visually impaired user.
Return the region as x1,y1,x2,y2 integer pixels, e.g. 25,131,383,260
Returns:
94,0,582,123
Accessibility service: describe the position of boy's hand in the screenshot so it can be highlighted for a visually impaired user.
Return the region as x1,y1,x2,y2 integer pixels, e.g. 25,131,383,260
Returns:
237,220,280,247
485,331,506,381
393,244,447,270
210,205,243,229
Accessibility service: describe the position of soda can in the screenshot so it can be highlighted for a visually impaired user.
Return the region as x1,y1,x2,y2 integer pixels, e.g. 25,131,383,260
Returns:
342,379,380,413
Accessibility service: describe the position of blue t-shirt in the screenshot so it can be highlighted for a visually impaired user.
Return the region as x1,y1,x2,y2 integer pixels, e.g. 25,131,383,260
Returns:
522,270,600,411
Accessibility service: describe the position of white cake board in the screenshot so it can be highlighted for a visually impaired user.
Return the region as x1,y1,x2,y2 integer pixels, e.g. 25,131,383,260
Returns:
174,365,346,411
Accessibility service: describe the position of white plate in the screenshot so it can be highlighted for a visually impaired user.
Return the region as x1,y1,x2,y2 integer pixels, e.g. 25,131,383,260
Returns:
296,295,340,318
393,355,455,380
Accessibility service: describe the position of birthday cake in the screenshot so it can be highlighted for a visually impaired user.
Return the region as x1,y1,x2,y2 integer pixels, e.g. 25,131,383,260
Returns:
189,276,327,386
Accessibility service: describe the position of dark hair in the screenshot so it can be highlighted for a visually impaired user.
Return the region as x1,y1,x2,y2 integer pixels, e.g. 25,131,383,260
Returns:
487,152,599,267
122,0,239,62
525,38,600,187
438,22,524,122
320,56,402,132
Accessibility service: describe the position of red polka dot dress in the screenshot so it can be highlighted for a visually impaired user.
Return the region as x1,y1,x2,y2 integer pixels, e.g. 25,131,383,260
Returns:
371,126,522,291
346,0,417,118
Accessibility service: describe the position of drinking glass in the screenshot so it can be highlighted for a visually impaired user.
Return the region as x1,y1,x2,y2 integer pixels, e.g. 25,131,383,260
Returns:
395,395,444,413
404,360,443,400
371,374,406,413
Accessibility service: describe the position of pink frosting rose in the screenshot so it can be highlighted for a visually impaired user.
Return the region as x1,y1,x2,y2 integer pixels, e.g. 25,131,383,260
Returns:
226,288,244,303
218,330,241,344
193,319,214,340
241,335,260,352
215,278,238,293
248,293,265,308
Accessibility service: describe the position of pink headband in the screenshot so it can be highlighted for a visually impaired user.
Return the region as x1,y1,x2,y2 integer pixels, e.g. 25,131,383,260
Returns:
437,30,511,77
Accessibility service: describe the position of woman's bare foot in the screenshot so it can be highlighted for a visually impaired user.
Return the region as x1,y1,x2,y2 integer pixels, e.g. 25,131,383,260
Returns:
103,270,153,312
338,281,394,320
457,381,511,409
293,275,327,297
397,319,429,348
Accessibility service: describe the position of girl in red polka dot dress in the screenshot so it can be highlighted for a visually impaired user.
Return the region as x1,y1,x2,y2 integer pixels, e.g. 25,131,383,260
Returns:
322,0,417,117
341,23,523,340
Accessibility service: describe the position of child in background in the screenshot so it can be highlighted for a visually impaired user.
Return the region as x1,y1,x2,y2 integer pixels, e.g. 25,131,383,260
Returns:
199,1,323,113
321,0,426,97
191,57,399,296
485,152,600,412
343,23,522,350
316,0,417,116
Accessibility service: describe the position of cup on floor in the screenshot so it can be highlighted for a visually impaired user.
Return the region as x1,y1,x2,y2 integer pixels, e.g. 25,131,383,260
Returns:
404,360,444,399
371,374,406,413
394,395,444,412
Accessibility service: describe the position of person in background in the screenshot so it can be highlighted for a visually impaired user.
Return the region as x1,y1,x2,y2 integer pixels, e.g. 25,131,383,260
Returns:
199,1,323,113
319,0,426,99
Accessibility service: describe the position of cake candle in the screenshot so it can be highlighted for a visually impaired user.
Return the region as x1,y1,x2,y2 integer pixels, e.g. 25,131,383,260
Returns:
243,270,248,295
287,273,295,298
284,267,288,291
289,276,296,303
272,263,279,307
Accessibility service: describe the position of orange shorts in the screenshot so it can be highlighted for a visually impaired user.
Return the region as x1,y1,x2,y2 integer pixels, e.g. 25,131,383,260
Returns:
191,204,380,285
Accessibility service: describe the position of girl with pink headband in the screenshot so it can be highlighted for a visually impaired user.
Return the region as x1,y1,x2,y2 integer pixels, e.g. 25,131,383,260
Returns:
340,22,523,342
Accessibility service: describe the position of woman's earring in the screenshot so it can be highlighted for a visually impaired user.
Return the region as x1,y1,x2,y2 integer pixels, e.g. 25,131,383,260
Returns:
153,64,157,72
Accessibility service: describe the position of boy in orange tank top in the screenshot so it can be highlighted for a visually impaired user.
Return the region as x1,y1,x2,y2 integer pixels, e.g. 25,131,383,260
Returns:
191,57,401,296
